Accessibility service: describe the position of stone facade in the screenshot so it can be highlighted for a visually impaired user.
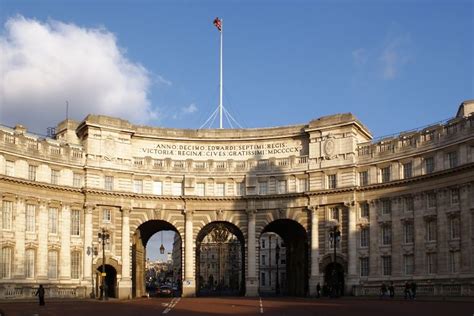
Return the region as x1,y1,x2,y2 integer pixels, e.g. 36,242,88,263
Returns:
0,100,473,299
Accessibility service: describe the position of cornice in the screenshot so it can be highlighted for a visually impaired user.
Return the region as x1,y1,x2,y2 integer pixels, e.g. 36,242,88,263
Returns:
0,175,83,193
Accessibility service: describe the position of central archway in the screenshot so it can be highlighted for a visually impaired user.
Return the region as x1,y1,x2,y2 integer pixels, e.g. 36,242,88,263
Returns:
260,219,308,296
132,220,182,298
196,221,245,296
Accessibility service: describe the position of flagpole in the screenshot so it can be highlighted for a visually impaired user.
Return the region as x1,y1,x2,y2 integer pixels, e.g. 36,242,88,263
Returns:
219,19,223,129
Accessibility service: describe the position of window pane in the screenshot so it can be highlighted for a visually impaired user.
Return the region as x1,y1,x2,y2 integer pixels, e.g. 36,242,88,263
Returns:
2,201,13,230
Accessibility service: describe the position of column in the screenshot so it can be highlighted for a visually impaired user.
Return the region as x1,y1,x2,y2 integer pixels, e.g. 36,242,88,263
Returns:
391,198,402,277
246,209,258,296
83,204,93,287
368,200,379,278
60,203,71,279
413,194,425,275
118,206,132,299
460,184,472,273
182,209,195,297
37,201,48,279
308,206,320,296
346,202,357,287
13,197,26,278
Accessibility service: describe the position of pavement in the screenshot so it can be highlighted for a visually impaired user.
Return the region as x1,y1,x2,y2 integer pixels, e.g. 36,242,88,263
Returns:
0,296,473,316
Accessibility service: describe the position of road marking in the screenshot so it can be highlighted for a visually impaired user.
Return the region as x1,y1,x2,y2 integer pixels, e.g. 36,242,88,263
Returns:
162,297,181,314
259,297,263,314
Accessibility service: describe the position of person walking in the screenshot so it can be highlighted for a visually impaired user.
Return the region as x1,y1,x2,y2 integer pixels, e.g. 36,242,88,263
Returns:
389,281,395,298
316,282,321,298
404,282,411,299
411,281,417,300
380,282,387,299
35,284,45,306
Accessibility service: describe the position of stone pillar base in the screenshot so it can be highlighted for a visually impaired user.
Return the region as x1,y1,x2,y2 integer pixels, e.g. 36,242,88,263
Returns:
118,279,132,299
308,276,321,296
344,276,358,296
245,278,258,297
182,280,196,297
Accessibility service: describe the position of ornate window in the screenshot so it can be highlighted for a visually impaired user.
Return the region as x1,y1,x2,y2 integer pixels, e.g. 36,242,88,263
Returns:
447,151,458,168
382,256,391,276
403,162,412,179
360,202,369,218
381,166,391,183
5,160,14,176
360,228,369,247
172,182,183,196
153,181,163,195
26,204,36,232
2,200,13,230
215,183,225,196
449,251,460,273
382,226,391,245
102,209,111,223
328,174,337,189
133,179,143,194
71,210,80,236
381,200,391,215
51,169,60,185
25,249,35,278
71,251,81,279
28,165,37,181
424,157,435,174
196,182,205,196
426,220,437,241
427,253,437,274
258,181,268,195
404,222,414,244
48,207,58,234
73,173,82,187
404,255,414,275
359,171,368,186
48,251,58,279
427,192,437,208
360,257,369,276
0,247,12,278
277,180,287,194
104,176,114,190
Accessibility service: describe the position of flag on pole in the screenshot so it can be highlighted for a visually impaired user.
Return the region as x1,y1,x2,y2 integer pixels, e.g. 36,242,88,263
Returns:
213,17,222,31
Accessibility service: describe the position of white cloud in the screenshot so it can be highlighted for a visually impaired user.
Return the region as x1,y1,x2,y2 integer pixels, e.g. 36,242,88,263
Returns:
182,103,197,114
352,48,368,66
379,34,411,80
0,16,158,132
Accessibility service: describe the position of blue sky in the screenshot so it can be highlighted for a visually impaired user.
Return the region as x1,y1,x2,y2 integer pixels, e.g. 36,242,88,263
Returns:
1,0,472,259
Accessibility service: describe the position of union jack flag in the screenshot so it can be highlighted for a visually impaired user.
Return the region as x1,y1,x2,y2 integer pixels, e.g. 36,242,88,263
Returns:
213,17,222,32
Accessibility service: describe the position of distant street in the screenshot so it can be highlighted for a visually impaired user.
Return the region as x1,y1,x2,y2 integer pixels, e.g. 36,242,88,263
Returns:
1,297,473,316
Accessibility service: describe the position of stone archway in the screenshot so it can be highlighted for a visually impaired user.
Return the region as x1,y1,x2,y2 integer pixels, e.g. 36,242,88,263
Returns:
321,254,347,297
132,220,182,298
196,221,246,296
260,219,308,296
97,264,117,298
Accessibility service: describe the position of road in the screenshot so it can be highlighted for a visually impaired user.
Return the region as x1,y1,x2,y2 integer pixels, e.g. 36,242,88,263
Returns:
1,297,473,316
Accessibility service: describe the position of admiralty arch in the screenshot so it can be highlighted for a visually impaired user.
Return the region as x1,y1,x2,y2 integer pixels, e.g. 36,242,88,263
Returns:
0,100,473,299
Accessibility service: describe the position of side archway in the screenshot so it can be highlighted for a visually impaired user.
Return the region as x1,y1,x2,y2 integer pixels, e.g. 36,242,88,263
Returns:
260,219,308,296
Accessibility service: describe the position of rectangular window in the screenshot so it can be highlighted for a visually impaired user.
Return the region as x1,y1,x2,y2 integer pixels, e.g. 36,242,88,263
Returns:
427,220,437,241
405,196,414,212
404,255,414,275
26,204,36,232
47,251,58,279
153,181,163,195
28,165,37,181
71,252,80,279
261,239,266,249
261,272,266,286
450,217,460,239
331,207,339,221
48,207,58,234
360,228,369,247
172,182,183,196
236,182,245,196
382,256,392,276
359,171,368,186
382,226,391,245
73,173,82,187
25,249,35,278
196,182,205,196
51,169,59,185
360,202,369,218
450,188,459,205
105,176,114,190
298,178,307,192
427,192,437,208
102,209,111,223
404,222,414,244
360,257,369,276
328,174,337,189
133,179,143,194
449,251,460,273
258,181,268,195
382,200,391,215
447,151,458,168
215,183,225,196
261,255,266,265
71,209,80,236
277,180,287,194
2,201,13,230
381,166,391,183
403,162,413,179
427,253,437,274
5,161,14,176
0,247,12,278
425,157,435,174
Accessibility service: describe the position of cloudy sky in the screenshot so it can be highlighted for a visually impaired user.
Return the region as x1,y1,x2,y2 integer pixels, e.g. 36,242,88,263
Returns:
0,0,472,259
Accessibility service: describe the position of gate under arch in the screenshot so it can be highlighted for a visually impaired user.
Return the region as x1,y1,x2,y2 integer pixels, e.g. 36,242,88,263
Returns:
196,221,245,296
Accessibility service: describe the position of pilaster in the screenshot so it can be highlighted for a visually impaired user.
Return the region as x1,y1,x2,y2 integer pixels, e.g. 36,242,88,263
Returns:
308,205,320,296
13,197,25,278
118,206,132,299
60,203,71,280
368,200,379,278
245,208,258,296
37,200,48,279
182,208,195,297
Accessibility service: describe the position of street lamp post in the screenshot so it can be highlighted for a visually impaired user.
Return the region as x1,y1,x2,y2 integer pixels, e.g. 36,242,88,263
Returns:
275,243,280,295
329,226,341,298
98,228,110,300
86,245,98,298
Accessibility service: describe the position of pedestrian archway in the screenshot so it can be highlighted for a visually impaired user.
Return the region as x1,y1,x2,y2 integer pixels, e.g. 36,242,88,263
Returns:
96,264,117,298
260,219,308,296
324,262,345,297
132,220,182,298
196,221,245,296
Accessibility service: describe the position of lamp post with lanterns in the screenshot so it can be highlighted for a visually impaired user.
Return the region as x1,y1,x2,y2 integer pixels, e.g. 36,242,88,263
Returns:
98,228,110,300
329,226,341,298
86,245,98,298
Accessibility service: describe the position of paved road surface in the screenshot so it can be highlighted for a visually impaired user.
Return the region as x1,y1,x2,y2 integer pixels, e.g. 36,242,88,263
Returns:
1,297,473,316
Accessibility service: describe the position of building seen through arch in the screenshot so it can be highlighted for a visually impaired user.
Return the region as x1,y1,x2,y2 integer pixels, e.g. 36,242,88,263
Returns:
0,100,473,298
